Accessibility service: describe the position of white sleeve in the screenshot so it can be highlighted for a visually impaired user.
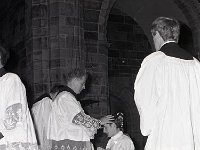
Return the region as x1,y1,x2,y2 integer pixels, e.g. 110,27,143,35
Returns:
57,92,82,122
134,56,162,136
0,74,26,133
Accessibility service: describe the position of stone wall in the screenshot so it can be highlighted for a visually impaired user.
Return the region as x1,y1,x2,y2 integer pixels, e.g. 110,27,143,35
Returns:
107,7,151,149
83,0,110,118
0,0,34,105
107,8,151,77
30,0,86,106
31,0,50,104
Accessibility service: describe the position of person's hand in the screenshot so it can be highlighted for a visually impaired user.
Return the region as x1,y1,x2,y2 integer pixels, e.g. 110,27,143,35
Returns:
100,115,114,125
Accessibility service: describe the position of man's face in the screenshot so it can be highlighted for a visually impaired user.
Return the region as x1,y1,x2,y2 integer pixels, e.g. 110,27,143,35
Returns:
103,123,116,137
73,76,86,94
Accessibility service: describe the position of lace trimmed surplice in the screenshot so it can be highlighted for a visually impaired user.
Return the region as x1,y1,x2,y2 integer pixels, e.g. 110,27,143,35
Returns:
47,90,101,149
0,73,38,150
72,110,101,139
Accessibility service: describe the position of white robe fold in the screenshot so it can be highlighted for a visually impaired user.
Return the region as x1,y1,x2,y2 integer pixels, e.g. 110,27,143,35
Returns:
32,97,52,150
47,91,92,141
0,73,38,150
134,51,200,150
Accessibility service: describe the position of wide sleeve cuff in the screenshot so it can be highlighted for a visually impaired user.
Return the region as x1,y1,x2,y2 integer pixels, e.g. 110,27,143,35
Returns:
72,111,101,138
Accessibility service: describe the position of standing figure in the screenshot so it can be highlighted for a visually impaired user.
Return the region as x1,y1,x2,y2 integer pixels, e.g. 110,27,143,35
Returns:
47,68,113,150
32,85,65,150
100,112,135,150
134,16,200,150
0,44,38,149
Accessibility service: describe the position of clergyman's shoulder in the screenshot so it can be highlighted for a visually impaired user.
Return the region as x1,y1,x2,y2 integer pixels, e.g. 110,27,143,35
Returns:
142,51,165,65
3,72,22,83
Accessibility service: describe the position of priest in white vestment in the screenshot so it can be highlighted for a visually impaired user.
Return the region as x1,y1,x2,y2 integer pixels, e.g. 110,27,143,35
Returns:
0,44,38,149
134,17,200,150
47,68,114,150
32,85,64,150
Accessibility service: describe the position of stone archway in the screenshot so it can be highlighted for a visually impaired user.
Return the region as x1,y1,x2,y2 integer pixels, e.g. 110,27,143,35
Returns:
99,0,200,122
98,0,200,149
106,5,151,148
100,0,200,57
174,0,200,58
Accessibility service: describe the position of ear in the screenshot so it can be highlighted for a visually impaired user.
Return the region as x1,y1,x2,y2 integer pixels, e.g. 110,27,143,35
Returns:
154,31,160,37
156,31,164,41
71,77,78,83
111,123,117,128
155,31,159,34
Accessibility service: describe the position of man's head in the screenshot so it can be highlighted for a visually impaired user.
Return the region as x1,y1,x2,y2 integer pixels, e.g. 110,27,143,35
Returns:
66,68,87,94
0,44,9,67
151,17,180,51
103,112,123,137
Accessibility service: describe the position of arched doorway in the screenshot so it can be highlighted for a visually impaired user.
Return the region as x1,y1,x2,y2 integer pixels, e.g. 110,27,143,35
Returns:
107,5,151,149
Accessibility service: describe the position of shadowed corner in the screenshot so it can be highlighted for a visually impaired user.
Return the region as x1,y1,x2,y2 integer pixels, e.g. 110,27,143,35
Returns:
4,49,19,73
178,21,197,58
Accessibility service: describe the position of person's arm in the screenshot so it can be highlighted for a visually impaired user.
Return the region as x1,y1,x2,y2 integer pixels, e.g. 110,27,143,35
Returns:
3,103,23,130
72,112,113,138
72,111,101,130
73,112,113,127
58,93,100,139
58,92,113,138
0,74,24,135
0,74,38,144
134,53,162,136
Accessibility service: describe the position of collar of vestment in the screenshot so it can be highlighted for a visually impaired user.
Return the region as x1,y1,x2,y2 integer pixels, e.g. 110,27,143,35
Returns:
111,131,123,141
160,40,176,48
159,42,193,60
106,131,123,149
35,93,51,104
58,85,77,99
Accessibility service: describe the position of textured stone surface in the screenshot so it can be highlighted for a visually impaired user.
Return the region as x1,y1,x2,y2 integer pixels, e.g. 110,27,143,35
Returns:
107,8,151,77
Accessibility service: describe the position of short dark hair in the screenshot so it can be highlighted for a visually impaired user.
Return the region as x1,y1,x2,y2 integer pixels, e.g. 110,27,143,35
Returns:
109,112,124,131
0,44,9,66
151,17,180,42
66,68,87,83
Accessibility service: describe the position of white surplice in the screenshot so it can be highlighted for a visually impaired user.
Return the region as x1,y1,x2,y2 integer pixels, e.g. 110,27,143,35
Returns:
106,131,135,150
47,91,90,141
134,51,200,150
47,90,99,150
0,73,38,150
32,97,52,150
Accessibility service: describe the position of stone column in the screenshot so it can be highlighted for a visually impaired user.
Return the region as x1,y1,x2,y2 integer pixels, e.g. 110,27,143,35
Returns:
49,0,85,87
30,0,85,100
83,0,112,118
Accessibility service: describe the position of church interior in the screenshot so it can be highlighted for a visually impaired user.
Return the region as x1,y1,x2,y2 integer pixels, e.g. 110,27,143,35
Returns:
0,0,199,149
